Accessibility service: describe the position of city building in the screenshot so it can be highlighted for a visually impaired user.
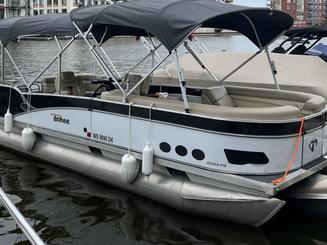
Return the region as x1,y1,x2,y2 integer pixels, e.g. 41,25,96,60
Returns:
307,0,327,25
268,0,327,26
28,0,113,16
0,0,27,18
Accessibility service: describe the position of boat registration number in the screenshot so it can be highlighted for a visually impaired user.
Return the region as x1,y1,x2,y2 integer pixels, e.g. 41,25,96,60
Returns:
93,133,114,143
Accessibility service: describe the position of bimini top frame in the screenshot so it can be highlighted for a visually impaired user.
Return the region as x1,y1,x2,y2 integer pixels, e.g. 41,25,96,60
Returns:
70,0,293,52
70,0,293,104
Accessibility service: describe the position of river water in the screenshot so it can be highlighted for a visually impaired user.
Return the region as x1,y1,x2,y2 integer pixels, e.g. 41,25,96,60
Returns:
1,36,327,245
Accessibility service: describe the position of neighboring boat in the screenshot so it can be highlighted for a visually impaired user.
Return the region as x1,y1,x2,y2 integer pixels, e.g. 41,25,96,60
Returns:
0,0,327,226
272,23,327,61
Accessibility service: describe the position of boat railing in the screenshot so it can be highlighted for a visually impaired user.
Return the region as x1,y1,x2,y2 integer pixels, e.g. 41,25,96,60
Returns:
0,187,45,245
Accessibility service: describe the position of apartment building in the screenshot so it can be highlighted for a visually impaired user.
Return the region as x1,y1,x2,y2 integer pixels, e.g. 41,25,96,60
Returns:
0,0,27,18
307,0,327,25
28,0,113,15
269,0,327,26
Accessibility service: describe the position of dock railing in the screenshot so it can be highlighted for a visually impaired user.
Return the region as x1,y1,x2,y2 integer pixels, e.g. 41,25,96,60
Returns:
0,187,45,245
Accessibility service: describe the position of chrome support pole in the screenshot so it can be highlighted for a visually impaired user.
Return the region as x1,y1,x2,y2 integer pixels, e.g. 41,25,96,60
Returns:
5,47,30,91
54,36,62,93
240,13,263,49
73,22,126,96
184,41,219,83
99,46,121,78
1,42,4,84
29,36,77,88
174,50,189,113
193,36,209,54
140,37,171,77
217,30,287,84
126,52,171,98
0,187,45,245
265,48,279,90
123,42,163,77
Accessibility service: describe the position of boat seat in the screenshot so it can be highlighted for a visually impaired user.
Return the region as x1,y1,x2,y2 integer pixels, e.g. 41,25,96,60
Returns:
272,46,286,54
41,77,56,93
55,71,85,96
125,73,152,95
100,90,301,120
225,85,326,114
290,45,307,55
201,86,236,107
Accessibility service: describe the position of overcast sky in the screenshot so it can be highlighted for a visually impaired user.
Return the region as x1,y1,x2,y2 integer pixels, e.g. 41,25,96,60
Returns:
233,0,266,7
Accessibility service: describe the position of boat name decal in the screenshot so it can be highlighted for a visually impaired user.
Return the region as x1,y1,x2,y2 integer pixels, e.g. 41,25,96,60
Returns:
309,138,318,152
51,113,70,125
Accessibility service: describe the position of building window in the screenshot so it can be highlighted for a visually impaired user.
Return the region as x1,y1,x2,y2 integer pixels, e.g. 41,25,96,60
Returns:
47,0,52,6
62,0,67,6
53,8,58,13
53,0,58,6
62,8,67,13
47,9,52,13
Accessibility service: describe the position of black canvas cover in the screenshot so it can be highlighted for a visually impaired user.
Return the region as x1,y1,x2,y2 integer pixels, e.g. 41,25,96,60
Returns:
70,0,293,52
0,14,78,45
285,24,327,38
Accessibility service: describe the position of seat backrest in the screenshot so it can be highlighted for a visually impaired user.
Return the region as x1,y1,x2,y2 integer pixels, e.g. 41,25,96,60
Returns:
41,77,56,93
55,71,85,96
201,86,236,107
126,73,152,95
290,45,307,55
272,46,286,54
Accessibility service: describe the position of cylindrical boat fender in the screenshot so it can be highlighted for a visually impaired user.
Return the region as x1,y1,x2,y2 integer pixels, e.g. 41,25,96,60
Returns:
21,128,36,152
121,154,140,184
4,109,13,133
142,142,154,176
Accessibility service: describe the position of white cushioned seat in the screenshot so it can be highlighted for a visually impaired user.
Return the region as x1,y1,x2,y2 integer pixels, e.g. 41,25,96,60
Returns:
201,86,236,106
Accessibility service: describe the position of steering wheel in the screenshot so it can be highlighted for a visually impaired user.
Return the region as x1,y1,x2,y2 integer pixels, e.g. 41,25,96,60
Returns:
91,78,116,97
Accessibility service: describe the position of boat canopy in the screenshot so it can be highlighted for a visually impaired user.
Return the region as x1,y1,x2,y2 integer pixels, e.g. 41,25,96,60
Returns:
70,0,293,52
285,24,327,38
0,14,78,46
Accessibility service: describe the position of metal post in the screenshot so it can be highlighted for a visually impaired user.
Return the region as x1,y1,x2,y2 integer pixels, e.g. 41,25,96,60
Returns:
99,46,121,78
29,36,77,88
1,42,4,84
126,52,171,98
217,30,287,84
184,41,219,83
265,48,279,90
0,187,45,245
5,47,29,91
54,36,62,93
240,13,263,49
174,50,189,113
73,22,126,96
140,37,171,77
123,42,163,77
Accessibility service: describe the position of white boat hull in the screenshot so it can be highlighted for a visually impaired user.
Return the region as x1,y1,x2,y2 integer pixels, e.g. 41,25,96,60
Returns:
0,127,285,226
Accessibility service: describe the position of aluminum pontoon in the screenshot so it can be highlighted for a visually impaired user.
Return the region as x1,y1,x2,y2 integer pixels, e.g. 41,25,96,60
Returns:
0,0,327,226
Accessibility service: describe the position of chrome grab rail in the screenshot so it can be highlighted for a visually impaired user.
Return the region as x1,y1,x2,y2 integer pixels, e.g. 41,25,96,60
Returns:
0,187,45,245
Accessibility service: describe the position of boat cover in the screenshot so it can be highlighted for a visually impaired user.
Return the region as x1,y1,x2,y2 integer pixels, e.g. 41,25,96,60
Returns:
70,0,293,51
152,52,327,98
0,14,78,45
285,24,327,38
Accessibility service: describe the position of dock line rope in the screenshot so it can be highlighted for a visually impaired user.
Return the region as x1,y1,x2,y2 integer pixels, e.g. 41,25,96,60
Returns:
272,116,305,185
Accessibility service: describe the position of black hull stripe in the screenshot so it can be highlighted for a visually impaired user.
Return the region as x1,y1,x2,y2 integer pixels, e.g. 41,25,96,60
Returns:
0,86,325,136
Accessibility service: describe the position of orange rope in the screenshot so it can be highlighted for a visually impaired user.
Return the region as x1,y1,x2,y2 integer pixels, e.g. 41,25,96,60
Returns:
272,117,305,185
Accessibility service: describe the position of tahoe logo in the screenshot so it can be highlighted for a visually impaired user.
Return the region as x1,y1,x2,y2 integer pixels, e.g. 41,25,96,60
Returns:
309,138,318,152
51,113,70,125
